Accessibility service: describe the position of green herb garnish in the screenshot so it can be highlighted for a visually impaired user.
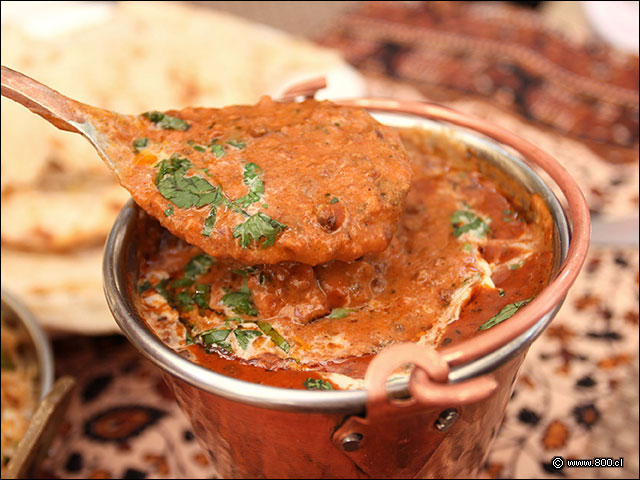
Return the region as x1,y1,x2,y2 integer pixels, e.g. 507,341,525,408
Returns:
326,308,354,319
451,210,490,238
233,212,287,249
164,205,174,217
170,277,194,289
138,280,152,293
304,378,334,390
193,284,211,310
226,317,244,323
154,279,172,303
201,205,218,237
509,263,522,270
232,267,258,278
193,145,206,152
152,254,215,311
227,139,247,149
233,328,263,350
155,156,222,209
478,298,533,331
498,289,505,297
184,254,215,280
175,291,195,311
462,243,473,252
256,320,290,353
330,197,339,204
132,137,149,152
142,111,190,131
221,282,258,316
234,163,264,208
199,328,233,353
211,144,225,158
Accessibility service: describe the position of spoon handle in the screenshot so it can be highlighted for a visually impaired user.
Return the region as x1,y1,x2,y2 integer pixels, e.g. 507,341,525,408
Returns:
1,65,88,133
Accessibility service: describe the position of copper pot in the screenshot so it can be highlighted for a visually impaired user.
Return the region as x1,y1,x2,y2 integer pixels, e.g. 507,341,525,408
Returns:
103,100,590,478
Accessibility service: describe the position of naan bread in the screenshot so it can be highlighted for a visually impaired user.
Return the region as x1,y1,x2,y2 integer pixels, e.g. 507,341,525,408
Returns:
0,1,359,332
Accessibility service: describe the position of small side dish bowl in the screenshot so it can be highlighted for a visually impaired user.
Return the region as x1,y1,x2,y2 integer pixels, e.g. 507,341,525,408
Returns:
1,288,54,476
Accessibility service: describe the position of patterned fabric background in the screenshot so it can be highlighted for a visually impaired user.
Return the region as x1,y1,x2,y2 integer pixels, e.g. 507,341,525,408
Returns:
34,2,639,479
319,1,639,218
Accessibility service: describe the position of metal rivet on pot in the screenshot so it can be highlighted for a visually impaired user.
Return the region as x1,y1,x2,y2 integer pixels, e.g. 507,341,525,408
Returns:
434,408,458,432
341,433,363,452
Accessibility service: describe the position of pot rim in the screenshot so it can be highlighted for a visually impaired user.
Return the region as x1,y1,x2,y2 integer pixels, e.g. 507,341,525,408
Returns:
103,99,590,414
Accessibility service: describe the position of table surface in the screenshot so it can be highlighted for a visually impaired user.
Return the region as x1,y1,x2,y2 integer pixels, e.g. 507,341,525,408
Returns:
23,2,640,479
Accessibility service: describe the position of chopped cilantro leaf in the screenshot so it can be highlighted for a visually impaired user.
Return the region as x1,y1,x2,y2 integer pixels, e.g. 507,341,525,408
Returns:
201,206,217,237
326,308,354,319
193,284,211,310
220,282,258,316
231,267,258,278
138,280,152,293
164,205,174,217
175,291,195,311
234,328,262,350
184,254,215,280
142,111,189,131
153,255,214,312
234,163,264,208
132,137,149,152
211,144,225,158
154,279,172,303
227,139,247,149
451,210,490,238
304,378,334,390
170,277,194,289
199,328,233,353
498,288,505,297
478,298,533,331
233,212,286,249
256,320,289,353
155,156,223,209
185,329,194,346
193,145,206,152
509,263,522,270
462,243,473,252
330,197,339,204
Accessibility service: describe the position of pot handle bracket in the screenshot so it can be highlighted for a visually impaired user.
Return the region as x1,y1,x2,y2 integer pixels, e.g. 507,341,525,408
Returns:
331,343,497,478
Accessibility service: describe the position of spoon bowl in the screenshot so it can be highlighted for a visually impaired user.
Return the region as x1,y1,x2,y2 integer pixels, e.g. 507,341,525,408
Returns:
1,66,413,266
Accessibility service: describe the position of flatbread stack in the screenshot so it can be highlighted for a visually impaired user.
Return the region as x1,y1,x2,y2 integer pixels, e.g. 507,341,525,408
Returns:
1,1,358,333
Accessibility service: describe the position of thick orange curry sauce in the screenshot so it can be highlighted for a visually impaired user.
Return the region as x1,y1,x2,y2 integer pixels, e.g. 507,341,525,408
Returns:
122,98,411,266
134,129,553,390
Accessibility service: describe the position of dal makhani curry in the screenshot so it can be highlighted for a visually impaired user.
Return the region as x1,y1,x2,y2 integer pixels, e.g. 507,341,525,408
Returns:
1,69,554,390
130,112,553,390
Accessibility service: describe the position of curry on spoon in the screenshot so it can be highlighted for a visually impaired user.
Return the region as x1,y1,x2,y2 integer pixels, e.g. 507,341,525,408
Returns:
1,66,411,265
